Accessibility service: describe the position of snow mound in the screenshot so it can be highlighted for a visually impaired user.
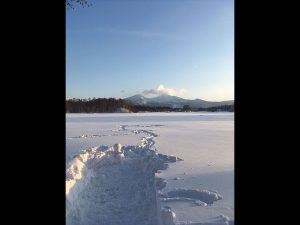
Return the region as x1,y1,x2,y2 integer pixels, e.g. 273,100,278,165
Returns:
177,214,234,225
166,189,222,205
175,214,233,225
161,197,207,207
161,207,176,225
66,143,180,225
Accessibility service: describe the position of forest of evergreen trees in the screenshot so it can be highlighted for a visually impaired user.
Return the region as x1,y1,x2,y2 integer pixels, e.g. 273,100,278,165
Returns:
66,98,137,113
66,98,234,113
133,105,173,112
197,104,234,112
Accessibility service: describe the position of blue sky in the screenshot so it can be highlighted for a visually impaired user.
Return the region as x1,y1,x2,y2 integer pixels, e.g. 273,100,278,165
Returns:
66,0,234,101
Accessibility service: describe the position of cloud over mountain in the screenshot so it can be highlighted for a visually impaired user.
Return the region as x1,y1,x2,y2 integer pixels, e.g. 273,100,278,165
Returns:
142,85,187,98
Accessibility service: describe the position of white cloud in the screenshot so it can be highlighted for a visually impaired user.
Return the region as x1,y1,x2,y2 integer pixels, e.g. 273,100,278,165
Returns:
142,85,188,98
178,88,188,95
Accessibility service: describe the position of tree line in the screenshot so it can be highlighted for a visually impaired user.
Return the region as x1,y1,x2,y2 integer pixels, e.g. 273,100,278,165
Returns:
197,104,234,112
66,98,136,113
66,98,234,113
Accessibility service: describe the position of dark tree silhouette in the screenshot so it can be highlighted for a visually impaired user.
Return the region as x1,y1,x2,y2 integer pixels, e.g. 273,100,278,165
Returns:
66,98,234,113
183,105,192,112
197,104,234,112
133,105,172,112
66,0,91,10
66,98,137,113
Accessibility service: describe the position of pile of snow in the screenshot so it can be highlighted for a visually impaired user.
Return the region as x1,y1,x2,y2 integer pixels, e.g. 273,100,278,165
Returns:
66,143,180,225
165,189,222,205
175,214,233,225
161,207,176,225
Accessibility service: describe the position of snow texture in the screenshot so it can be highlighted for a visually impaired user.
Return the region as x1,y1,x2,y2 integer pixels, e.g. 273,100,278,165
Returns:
66,145,161,225
66,125,180,225
66,112,234,225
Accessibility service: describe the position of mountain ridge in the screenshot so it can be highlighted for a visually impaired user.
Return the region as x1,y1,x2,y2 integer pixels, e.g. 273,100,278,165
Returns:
124,94,234,109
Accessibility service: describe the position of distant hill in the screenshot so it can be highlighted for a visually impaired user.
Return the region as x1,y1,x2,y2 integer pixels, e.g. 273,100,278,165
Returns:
125,94,234,109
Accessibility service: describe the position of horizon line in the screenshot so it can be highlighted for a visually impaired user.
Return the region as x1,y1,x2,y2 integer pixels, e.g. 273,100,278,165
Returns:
66,95,234,102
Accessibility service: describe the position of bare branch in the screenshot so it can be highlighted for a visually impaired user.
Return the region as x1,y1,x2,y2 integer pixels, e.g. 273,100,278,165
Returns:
66,0,92,10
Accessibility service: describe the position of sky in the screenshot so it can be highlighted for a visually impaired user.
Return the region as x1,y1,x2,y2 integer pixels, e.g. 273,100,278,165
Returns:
66,0,234,101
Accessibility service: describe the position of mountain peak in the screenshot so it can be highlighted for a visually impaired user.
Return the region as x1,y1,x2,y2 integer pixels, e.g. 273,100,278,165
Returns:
125,94,147,105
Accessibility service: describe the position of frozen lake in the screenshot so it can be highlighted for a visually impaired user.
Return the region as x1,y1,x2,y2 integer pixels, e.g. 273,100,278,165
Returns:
66,112,234,225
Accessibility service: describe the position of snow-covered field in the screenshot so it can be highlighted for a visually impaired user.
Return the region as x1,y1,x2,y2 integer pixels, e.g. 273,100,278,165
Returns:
66,112,234,225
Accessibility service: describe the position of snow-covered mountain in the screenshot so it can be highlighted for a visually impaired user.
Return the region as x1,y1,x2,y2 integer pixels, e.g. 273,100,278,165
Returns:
125,94,234,109
124,94,148,105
